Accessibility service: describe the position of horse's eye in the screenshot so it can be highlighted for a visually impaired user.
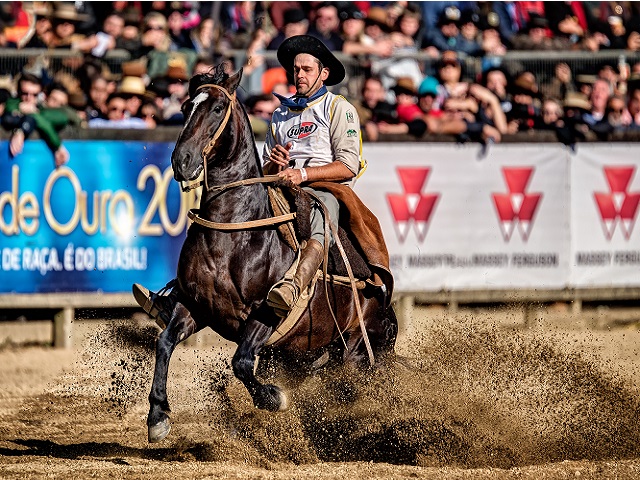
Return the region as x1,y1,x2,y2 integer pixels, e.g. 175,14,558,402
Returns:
213,105,223,114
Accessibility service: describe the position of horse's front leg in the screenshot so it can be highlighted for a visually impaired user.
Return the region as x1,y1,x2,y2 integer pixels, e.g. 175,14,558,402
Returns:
232,309,288,412
147,302,199,442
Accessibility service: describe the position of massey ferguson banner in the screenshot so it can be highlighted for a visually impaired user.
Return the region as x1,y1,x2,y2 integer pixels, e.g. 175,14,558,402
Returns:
353,143,640,292
1,141,638,294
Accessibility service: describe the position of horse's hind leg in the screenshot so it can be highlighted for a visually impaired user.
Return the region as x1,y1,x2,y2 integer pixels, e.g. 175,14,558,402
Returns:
232,313,288,412
147,302,199,443
343,303,398,367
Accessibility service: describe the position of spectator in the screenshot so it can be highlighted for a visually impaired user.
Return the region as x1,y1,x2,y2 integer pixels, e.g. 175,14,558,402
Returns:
90,13,124,58
511,12,572,50
340,4,389,56
85,76,112,122
191,17,217,56
627,79,640,127
245,93,277,137
544,1,595,45
267,8,308,50
508,70,543,131
604,94,630,133
47,3,93,51
456,9,483,56
118,76,154,119
117,8,143,56
557,92,592,146
542,62,577,101
363,6,392,44
139,100,161,129
141,11,196,80
392,77,423,123
43,82,69,108
478,11,508,56
1,73,72,168
21,5,54,48
222,1,256,48
538,97,564,130
351,76,397,141
427,6,463,53
88,92,148,129
155,61,190,125
307,3,343,52
167,2,196,50
585,78,612,125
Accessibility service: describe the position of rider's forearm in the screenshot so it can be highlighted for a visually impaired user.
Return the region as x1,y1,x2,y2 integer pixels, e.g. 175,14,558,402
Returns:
304,161,354,183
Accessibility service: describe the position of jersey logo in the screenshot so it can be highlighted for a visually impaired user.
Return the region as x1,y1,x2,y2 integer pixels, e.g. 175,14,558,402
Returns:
287,122,318,139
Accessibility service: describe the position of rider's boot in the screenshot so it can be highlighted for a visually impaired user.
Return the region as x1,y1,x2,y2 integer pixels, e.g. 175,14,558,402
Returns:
267,239,324,317
132,280,177,329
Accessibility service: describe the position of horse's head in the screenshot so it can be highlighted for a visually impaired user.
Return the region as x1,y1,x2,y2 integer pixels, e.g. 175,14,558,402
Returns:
172,64,243,183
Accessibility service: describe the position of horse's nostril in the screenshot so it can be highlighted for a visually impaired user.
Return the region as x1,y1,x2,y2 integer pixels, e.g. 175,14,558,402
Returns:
182,153,191,170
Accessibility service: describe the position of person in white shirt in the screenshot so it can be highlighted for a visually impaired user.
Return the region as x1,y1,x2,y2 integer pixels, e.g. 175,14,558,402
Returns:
263,34,366,316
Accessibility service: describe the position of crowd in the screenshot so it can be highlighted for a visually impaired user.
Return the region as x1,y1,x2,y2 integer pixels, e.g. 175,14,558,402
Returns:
0,1,640,167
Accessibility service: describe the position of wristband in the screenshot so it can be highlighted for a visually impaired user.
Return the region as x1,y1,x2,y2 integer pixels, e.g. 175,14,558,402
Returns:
300,167,308,182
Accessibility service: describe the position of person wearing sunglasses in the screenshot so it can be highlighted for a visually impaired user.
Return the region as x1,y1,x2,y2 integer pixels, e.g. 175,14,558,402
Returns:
87,92,148,129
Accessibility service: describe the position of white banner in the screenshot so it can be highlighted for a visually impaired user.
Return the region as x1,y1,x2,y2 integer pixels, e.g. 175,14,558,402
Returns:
258,141,640,293
570,144,640,287
354,144,570,292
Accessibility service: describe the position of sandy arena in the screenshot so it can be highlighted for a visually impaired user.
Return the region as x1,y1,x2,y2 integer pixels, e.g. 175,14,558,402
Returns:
1,305,640,479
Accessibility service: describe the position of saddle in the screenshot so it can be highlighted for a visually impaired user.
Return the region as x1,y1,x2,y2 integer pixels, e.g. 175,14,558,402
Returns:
267,180,394,300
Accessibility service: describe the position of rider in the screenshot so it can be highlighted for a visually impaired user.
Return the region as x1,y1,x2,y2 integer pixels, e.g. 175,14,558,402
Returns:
133,35,367,324
263,34,366,316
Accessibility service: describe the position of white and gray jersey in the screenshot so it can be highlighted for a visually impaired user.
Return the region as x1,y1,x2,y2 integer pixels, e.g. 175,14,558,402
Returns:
262,90,366,186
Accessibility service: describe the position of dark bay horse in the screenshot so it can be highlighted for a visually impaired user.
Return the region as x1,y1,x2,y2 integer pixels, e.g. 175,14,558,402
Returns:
146,65,398,442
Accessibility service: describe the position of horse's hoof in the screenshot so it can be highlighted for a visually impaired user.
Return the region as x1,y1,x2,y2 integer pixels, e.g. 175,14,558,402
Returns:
256,384,290,412
148,418,171,443
276,388,289,411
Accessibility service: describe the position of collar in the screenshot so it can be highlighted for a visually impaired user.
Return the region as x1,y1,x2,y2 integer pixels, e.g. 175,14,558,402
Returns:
273,85,328,111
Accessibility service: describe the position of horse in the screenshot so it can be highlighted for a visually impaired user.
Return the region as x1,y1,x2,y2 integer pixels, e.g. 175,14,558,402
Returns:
146,64,398,443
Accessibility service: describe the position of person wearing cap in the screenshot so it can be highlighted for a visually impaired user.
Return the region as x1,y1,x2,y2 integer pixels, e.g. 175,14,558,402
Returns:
87,91,149,129
456,9,482,56
262,34,368,316
427,6,463,52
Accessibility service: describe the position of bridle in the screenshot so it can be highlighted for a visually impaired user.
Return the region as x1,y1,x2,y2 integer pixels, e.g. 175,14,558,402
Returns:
179,82,236,193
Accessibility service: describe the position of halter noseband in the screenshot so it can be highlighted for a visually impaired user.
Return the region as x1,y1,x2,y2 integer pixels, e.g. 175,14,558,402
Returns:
180,82,236,192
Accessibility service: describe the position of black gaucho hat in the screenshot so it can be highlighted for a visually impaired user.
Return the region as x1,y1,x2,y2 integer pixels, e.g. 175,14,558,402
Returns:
277,34,345,86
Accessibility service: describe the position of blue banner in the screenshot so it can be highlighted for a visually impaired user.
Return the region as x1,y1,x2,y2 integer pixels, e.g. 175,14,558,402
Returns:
0,140,192,293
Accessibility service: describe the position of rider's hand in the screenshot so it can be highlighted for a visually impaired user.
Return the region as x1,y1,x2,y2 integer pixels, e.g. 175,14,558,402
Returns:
277,167,303,185
270,142,292,167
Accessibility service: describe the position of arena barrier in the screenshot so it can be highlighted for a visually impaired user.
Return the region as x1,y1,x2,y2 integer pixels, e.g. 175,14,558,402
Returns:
1,138,639,346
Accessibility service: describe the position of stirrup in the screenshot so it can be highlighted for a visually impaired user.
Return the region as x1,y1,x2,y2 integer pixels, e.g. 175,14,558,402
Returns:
132,281,175,329
267,279,300,318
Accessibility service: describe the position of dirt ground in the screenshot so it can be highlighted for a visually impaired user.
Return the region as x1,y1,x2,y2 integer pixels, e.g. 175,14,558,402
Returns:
2,306,640,479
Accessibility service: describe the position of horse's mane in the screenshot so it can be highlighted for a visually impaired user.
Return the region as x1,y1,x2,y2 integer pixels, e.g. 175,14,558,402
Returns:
188,63,229,99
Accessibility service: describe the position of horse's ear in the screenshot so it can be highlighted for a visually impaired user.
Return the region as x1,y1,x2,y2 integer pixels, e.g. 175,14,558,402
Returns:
224,68,243,94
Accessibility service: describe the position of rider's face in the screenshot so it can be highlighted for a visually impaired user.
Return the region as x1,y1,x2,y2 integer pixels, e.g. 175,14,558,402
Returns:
293,53,328,97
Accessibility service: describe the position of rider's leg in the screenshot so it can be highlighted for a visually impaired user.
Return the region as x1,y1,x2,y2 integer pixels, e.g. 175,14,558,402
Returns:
132,280,177,329
267,189,339,315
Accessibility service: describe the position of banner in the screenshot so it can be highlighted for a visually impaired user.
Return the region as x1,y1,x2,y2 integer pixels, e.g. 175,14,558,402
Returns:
0,140,192,293
2,140,639,295
354,144,570,292
570,144,640,287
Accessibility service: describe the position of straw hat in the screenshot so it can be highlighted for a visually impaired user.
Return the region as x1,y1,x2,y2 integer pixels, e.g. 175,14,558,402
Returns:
51,3,90,22
563,92,591,111
392,77,418,96
118,76,155,99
